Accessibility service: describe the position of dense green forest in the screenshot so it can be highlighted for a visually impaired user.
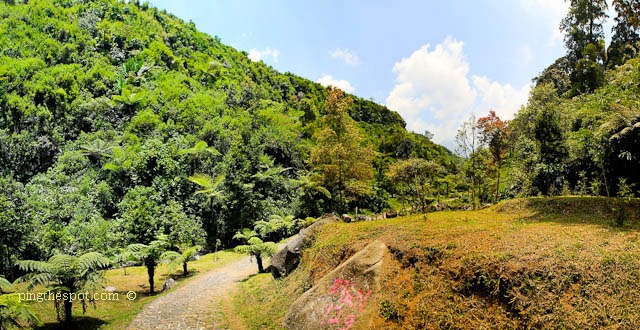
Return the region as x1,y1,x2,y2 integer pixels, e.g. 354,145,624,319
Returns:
465,0,640,201
0,0,452,280
0,0,639,294
0,0,640,328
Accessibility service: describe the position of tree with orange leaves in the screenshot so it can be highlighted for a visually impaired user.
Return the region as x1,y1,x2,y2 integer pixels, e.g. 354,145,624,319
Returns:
477,110,510,203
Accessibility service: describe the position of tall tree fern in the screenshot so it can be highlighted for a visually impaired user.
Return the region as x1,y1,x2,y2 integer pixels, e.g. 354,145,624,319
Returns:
16,253,110,326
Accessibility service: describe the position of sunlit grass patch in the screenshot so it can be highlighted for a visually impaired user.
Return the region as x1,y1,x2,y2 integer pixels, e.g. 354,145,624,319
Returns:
14,250,243,330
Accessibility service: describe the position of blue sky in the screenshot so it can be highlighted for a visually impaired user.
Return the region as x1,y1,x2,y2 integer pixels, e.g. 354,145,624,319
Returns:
148,0,613,148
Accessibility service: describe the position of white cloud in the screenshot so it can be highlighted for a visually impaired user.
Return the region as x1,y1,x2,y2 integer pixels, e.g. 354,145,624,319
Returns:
386,37,477,143
329,48,361,66
386,37,530,147
248,47,280,63
472,76,530,120
317,75,355,93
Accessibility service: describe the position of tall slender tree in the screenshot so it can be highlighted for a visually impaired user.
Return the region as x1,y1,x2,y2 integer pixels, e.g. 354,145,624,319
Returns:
560,0,608,62
187,174,225,249
607,0,640,68
477,111,510,203
310,88,375,212
123,236,170,294
560,0,608,94
456,114,483,209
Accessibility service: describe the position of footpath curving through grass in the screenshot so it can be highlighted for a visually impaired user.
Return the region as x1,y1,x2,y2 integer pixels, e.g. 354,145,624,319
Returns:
15,250,243,330
232,197,640,329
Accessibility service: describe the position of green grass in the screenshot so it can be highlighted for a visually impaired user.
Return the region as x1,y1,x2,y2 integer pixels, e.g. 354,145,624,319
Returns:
15,250,243,330
230,197,640,329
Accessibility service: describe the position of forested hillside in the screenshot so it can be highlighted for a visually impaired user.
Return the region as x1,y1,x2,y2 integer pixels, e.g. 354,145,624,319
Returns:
455,0,640,204
0,0,452,279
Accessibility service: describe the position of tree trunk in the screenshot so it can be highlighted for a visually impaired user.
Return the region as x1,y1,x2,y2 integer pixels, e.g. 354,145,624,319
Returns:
601,161,610,197
63,298,73,326
495,163,501,203
183,262,188,275
147,262,155,294
256,254,265,273
208,199,218,250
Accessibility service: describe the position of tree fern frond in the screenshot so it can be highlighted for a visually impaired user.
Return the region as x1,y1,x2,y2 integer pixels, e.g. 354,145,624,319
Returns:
48,255,76,273
314,186,332,199
17,273,56,290
247,237,265,245
234,245,254,254
182,246,200,261
160,251,182,263
16,260,52,273
233,228,257,241
260,242,279,257
0,276,13,293
187,173,213,188
77,252,111,271
126,244,148,253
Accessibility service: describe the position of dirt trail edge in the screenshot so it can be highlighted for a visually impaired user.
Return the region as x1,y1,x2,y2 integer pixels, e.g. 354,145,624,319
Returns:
127,245,286,330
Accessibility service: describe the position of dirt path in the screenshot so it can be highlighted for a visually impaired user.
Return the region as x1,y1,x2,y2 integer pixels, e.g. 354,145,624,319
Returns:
126,255,259,330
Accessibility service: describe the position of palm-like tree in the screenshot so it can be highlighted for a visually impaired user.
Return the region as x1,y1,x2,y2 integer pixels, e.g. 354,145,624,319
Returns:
81,139,116,164
187,174,225,250
179,141,220,157
16,253,110,326
268,212,297,237
254,212,298,241
233,229,278,273
179,141,220,170
1,276,40,330
123,237,170,294
293,172,332,199
253,220,278,240
112,248,135,276
161,245,200,275
251,164,292,182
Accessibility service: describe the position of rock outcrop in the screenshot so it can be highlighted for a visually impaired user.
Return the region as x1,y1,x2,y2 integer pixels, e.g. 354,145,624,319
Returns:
162,278,176,292
283,240,387,330
269,213,340,279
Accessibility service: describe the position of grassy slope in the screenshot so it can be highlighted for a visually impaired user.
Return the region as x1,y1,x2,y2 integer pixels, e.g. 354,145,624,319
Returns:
233,197,640,329
15,250,243,330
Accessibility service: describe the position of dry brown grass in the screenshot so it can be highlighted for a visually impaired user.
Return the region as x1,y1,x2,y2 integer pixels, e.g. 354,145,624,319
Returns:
233,197,640,329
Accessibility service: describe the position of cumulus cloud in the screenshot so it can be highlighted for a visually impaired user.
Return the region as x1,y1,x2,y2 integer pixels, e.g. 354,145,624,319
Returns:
473,76,530,120
317,75,355,93
386,37,530,147
386,37,477,143
329,48,361,66
248,47,280,63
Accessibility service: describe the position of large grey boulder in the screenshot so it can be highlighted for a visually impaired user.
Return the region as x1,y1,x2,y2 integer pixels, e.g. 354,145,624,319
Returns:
162,278,176,292
269,213,340,279
283,240,387,330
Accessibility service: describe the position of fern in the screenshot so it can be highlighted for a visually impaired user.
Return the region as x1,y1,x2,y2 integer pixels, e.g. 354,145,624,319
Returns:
0,276,11,294
16,252,111,324
161,245,201,274
0,293,41,329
